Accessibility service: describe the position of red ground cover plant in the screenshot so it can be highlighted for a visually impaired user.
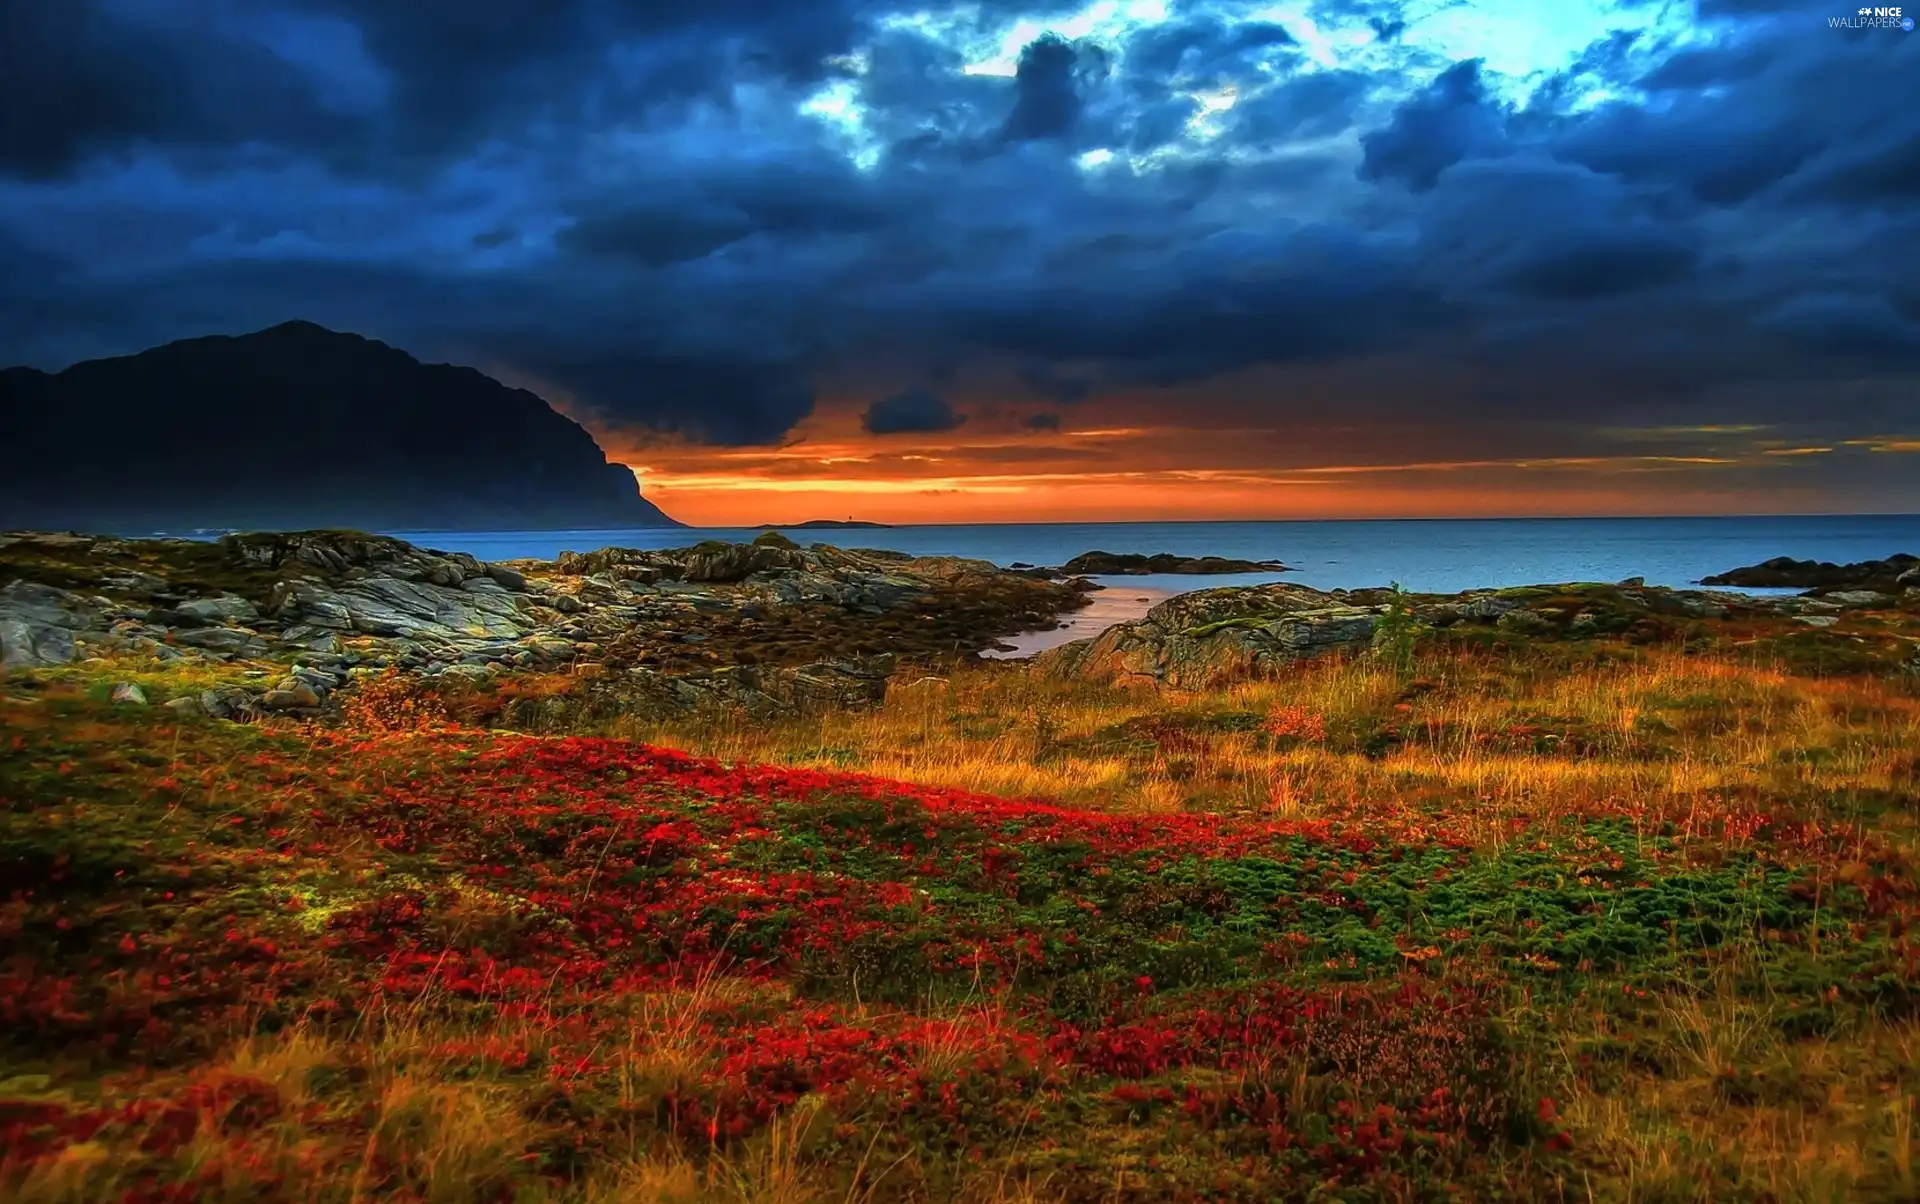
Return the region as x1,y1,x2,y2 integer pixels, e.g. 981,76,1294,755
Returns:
2,695,1914,1200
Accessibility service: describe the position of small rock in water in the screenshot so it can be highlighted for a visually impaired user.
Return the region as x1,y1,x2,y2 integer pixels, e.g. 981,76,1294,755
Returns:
110,681,148,705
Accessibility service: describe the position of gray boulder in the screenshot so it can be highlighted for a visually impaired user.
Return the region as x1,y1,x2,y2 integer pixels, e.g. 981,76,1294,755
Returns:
1425,594,1516,624
110,681,148,704
271,576,531,639
0,580,100,630
484,563,529,591
200,687,263,721
261,679,322,709
681,537,810,583
0,619,76,670
170,627,271,657
1496,610,1556,636
177,595,262,625
1824,590,1894,607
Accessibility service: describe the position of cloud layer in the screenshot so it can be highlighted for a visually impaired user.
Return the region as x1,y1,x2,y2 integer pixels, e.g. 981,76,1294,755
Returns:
2,0,1917,517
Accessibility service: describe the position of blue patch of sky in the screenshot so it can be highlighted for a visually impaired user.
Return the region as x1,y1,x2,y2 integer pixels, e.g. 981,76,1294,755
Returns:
799,0,1705,172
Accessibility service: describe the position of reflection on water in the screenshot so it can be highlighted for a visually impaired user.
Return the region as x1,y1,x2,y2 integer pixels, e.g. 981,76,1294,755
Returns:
979,580,1178,659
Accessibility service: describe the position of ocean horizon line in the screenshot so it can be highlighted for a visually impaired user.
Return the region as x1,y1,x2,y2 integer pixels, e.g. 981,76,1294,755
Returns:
372,511,1920,536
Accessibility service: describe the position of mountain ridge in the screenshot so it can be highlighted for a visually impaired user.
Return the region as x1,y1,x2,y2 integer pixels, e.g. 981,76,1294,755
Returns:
0,321,681,533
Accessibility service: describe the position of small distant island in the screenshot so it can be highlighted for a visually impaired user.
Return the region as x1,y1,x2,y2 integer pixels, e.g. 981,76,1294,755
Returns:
758,519,896,530
1057,550,1293,575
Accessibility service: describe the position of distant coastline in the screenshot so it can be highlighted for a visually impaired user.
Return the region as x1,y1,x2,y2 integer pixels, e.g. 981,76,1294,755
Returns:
755,519,895,530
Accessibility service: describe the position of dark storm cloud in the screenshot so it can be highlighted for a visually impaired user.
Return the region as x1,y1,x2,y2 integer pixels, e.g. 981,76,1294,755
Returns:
0,2,366,177
1023,412,1063,430
519,353,820,446
862,388,967,435
1544,11,1919,208
556,157,894,266
1002,35,1112,142
1,0,898,181
955,226,1450,387
1229,70,1372,144
1756,294,1920,356
1121,15,1294,82
1019,365,1094,404
1359,60,1509,191
1,0,1917,483
1416,159,1702,300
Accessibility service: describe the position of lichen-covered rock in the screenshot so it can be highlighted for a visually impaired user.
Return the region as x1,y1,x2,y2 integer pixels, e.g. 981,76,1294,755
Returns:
3,527,1084,703
0,580,100,630
1423,594,1516,624
110,681,148,704
262,680,322,709
484,563,528,592
170,627,271,657
177,595,261,625
1035,584,1380,688
1824,590,1894,607
270,576,531,639
679,535,813,583
0,619,77,670
1494,609,1554,636
200,686,263,721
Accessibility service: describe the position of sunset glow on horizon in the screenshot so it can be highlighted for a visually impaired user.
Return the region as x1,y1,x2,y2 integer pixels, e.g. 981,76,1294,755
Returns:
605,400,1920,526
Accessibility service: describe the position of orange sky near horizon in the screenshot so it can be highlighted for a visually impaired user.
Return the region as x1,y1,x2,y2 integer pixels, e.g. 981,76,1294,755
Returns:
597,401,1920,526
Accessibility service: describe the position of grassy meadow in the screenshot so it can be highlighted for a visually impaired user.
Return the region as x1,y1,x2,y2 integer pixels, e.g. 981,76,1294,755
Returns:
3,624,1917,1201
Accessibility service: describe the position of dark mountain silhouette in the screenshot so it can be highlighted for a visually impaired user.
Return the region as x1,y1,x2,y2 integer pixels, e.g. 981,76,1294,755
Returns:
0,321,680,532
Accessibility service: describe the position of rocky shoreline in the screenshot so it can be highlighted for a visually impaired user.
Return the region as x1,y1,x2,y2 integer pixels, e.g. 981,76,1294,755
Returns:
0,529,1089,719
1037,576,1920,688
7,530,1918,723
1702,553,1919,596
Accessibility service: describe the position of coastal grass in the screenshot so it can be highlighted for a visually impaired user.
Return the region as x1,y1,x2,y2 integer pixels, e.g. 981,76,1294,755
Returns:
2,630,1917,1201
616,641,1920,854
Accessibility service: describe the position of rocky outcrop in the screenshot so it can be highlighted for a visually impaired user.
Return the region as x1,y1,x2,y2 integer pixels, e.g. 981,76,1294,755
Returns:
1057,551,1292,575
1702,554,1918,594
0,580,95,669
1035,584,1381,689
1035,576,1920,689
0,320,680,532
0,528,1086,719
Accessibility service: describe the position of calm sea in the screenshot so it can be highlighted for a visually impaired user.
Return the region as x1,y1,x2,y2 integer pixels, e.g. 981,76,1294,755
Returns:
379,515,1919,656
390,515,1918,595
